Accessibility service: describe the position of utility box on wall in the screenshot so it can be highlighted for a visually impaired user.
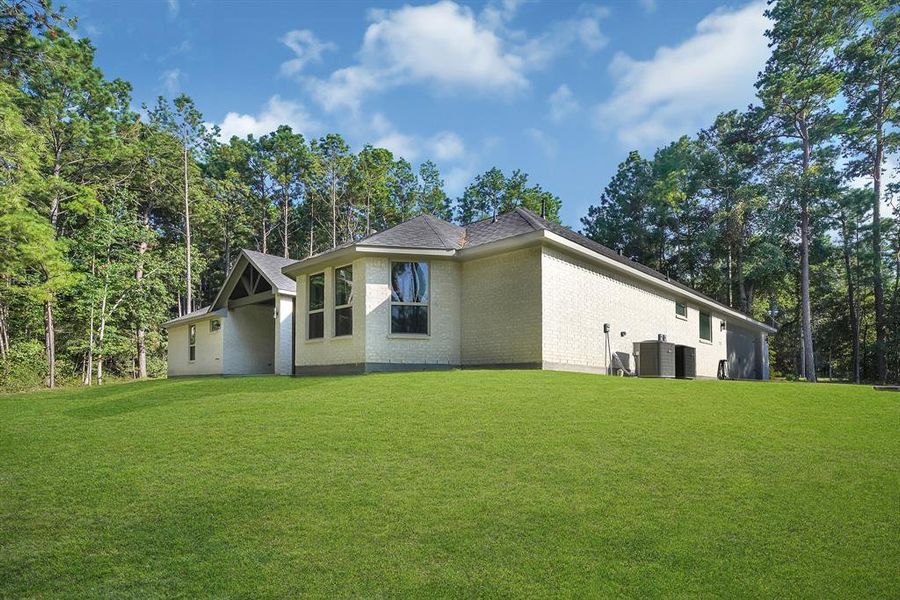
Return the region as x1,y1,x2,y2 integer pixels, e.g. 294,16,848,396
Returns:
675,345,696,379
634,340,676,378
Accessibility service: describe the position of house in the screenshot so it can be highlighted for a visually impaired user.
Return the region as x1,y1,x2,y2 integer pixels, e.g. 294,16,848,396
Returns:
164,208,775,379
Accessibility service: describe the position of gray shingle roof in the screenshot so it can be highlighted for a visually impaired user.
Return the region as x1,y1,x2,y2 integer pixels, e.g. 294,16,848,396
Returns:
162,305,212,328
358,214,466,250
242,250,298,293
278,207,773,330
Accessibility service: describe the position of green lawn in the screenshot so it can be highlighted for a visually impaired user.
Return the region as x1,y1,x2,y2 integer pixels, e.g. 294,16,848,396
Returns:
1,372,898,598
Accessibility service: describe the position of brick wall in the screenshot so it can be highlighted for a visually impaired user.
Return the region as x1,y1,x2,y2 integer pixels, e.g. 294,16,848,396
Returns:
541,247,727,377
460,246,542,365
166,317,224,376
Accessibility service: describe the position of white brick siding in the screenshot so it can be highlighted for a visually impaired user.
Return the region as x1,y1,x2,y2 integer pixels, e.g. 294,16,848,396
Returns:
460,247,542,365
541,247,727,377
166,317,223,376
274,293,294,375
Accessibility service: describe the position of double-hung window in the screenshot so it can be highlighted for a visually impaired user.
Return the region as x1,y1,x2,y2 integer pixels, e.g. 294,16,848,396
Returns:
390,262,429,335
308,273,325,339
675,301,687,320
334,265,353,337
188,324,196,361
699,311,712,343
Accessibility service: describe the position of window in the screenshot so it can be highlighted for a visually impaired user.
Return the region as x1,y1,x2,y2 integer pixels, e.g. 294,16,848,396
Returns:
390,262,429,335
699,311,712,342
188,324,196,361
209,319,221,333
334,265,353,337
675,302,687,319
308,272,325,339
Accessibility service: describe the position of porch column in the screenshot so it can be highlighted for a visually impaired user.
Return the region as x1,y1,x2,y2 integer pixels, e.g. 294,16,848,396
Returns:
274,293,294,375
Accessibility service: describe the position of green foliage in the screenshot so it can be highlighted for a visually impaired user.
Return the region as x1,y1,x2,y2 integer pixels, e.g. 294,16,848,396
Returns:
456,167,561,223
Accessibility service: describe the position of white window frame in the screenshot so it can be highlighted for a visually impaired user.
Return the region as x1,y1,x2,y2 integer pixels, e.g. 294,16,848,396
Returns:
334,265,353,337
389,261,430,337
188,324,196,361
675,301,688,320
699,311,712,344
307,272,325,340
209,319,221,333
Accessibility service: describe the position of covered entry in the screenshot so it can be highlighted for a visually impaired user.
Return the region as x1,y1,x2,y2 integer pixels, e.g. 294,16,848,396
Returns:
208,250,296,375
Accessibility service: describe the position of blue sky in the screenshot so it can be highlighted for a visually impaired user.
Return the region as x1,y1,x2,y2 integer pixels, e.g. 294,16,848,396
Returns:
69,0,772,227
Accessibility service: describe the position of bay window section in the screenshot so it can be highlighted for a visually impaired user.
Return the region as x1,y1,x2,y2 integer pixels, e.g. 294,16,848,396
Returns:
390,262,429,335
308,272,324,339
334,265,353,337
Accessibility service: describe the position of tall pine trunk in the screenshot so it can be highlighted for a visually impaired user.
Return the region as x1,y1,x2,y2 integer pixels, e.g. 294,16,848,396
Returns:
799,123,816,382
183,147,192,315
136,211,148,379
283,190,290,258
840,214,860,383
872,105,886,383
43,300,55,388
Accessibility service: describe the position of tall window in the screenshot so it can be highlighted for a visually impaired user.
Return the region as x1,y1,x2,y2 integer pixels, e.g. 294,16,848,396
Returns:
675,302,687,319
308,273,325,339
390,262,429,335
189,324,196,361
334,265,353,337
699,311,712,342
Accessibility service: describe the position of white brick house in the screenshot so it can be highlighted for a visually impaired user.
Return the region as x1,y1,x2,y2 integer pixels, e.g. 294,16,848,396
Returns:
283,208,775,379
164,208,775,379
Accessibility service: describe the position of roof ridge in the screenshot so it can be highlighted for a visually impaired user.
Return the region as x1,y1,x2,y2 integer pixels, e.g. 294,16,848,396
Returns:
420,214,461,249
513,206,547,231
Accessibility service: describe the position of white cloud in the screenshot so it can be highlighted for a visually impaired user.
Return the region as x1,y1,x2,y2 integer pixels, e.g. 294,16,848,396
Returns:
216,95,321,140
639,0,657,13
369,114,466,162
166,0,179,18
548,84,579,122
305,0,608,113
525,127,558,158
429,131,465,161
279,30,335,77
595,1,769,149
160,68,181,95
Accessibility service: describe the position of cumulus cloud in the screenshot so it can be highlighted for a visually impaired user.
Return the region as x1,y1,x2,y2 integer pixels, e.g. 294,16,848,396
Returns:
548,84,579,122
594,1,769,149
166,0,179,18
305,0,608,113
216,95,321,140
279,29,336,77
369,114,466,162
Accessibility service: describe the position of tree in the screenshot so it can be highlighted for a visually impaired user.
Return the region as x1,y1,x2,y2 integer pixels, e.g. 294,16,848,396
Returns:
839,4,899,383
147,94,210,315
417,160,451,220
755,0,854,382
260,126,307,258
457,167,562,224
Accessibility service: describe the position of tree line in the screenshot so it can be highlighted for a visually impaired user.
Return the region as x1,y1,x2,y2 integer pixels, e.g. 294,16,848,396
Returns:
582,0,899,383
0,0,560,390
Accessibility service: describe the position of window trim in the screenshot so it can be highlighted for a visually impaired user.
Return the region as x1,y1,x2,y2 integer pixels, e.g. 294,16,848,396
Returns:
389,261,431,337
188,324,196,362
699,310,712,344
307,272,325,340
675,301,688,320
333,265,353,338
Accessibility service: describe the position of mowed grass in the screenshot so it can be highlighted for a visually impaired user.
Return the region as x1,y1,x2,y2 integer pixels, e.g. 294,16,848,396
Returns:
1,372,898,598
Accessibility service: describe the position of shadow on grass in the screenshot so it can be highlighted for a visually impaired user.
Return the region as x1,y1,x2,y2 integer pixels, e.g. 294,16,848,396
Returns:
64,376,333,420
